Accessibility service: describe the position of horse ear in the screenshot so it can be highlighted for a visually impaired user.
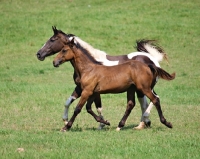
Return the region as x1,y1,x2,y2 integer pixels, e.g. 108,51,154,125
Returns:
69,37,75,48
71,37,75,44
52,26,57,34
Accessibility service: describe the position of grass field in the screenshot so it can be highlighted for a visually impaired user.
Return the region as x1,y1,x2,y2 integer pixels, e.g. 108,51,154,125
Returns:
0,0,200,158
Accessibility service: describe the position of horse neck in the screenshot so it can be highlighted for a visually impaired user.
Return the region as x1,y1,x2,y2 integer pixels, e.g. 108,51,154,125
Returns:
70,60,80,77
72,48,94,77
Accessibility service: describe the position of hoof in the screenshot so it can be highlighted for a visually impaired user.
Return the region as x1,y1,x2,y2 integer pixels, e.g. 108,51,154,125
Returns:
106,121,111,126
60,126,68,132
17,148,24,153
145,121,151,127
60,128,67,132
97,123,106,130
60,127,68,132
162,119,173,128
116,127,121,131
166,122,173,128
133,122,146,130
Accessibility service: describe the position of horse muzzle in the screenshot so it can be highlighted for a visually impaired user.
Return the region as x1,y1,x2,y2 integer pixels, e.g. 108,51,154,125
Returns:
53,60,60,67
36,52,45,61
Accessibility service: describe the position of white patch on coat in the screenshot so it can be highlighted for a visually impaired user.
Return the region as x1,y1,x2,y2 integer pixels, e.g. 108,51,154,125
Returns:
127,52,160,67
73,36,119,66
70,36,162,67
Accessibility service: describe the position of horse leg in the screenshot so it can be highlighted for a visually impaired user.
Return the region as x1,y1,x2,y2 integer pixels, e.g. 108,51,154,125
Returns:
61,90,89,132
141,90,158,127
134,90,151,130
135,79,158,129
94,93,106,129
63,86,82,125
86,94,110,127
116,85,136,131
144,90,172,128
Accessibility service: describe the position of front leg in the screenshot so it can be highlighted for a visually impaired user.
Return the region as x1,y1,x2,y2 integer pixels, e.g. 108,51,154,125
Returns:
61,90,90,132
63,86,82,125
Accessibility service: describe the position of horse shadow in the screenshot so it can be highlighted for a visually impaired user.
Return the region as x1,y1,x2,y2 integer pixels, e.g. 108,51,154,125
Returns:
53,122,166,132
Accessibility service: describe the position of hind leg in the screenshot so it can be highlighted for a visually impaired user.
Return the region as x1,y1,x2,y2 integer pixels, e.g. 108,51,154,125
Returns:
144,90,172,128
116,85,136,131
134,90,151,130
86,94,110,126
94,93,106,129
142,90,158,126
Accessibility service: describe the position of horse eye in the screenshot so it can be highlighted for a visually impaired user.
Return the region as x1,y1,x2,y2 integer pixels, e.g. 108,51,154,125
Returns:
50,38,55,42
62,50,67,53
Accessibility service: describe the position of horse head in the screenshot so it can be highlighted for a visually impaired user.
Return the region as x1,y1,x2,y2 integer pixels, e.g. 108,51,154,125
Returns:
36,26,74,61
53,38,76,67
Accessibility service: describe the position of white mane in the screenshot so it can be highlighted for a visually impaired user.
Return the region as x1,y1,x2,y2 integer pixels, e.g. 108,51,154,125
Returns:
70,36,108,62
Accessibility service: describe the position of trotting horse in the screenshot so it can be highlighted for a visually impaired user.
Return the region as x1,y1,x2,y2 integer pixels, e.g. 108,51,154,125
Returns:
53,37,175,131
36,26,168,129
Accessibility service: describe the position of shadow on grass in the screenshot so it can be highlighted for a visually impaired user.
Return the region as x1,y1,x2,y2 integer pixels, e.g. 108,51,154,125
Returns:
52,125,137,132
51,124,165,133
85,125,141,131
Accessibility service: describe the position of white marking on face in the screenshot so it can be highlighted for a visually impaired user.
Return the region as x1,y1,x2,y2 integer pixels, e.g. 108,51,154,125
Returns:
41,42,46,49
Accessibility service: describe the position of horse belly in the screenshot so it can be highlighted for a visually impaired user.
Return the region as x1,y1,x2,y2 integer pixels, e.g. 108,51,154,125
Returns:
95,78,133,94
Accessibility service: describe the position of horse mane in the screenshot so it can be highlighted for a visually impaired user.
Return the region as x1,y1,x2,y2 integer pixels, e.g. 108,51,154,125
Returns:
54,32,102,65
52,26,108,62
56,30,75,39
52,26,75,39
72,39,103,65
72,36,108,61
66,33,74,36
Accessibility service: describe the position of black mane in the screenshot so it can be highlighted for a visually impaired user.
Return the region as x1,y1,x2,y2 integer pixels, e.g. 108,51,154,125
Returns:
57,30,75,38
66,33,75,38
74,41,102,65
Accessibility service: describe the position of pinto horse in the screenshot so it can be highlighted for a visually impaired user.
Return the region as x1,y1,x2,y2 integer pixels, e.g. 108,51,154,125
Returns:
53,37,175,131
36,26,168,129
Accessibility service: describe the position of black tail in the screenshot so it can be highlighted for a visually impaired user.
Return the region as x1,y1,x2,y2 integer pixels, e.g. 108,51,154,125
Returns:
148,64,175,81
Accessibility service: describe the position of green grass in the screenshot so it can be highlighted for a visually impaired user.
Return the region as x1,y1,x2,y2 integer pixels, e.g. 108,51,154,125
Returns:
0,0,200,158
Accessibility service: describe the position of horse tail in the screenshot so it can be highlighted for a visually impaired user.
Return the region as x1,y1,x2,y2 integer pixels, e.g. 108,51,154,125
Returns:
148,64,175,81
136,39,168,62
